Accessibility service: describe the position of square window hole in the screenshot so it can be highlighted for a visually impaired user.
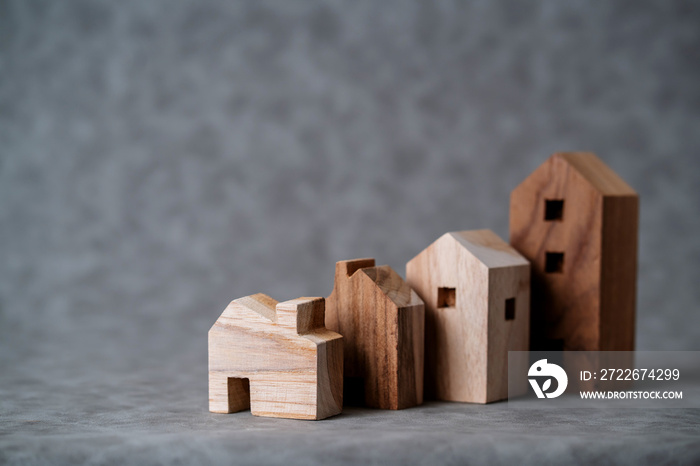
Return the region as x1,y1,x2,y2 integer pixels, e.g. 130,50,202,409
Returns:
437,287,456,308
545,252,564,273
544,199,564,221
505,298,516,320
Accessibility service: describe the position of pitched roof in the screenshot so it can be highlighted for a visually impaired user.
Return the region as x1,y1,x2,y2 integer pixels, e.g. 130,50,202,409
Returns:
413,230,528,270
212,293,278,330
358,265,423,308
553,152,636,196
449,230,529,269
232,293,278,321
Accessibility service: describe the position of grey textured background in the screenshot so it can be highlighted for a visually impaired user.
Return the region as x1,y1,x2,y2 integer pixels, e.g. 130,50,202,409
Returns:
1,1,699,464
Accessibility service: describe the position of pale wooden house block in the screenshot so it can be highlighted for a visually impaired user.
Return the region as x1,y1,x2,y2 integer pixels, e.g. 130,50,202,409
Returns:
510,152,638,352
208,294,343,420
406,230,530,404
325,259,425,410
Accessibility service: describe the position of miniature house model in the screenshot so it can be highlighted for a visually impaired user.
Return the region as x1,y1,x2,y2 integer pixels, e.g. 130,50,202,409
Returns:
406,230,530,404
325,259,425,410
208,294,343,420
510,152,638,352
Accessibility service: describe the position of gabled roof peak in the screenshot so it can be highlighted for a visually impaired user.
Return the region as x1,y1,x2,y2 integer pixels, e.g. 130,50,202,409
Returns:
553,152,636,196
445,229,529,269
360,265,422,308
333,259,422,308
233,293,278,322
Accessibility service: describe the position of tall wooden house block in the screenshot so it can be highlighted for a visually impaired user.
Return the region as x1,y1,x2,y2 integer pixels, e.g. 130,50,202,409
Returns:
406,230,530,403
510,152,639,352
325,259,425,410
208,294,343,420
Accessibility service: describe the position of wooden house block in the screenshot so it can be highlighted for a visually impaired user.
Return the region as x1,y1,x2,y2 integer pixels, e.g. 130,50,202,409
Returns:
208,294,343,420
406,230,530,403
510,152,639,352
325,259,425,410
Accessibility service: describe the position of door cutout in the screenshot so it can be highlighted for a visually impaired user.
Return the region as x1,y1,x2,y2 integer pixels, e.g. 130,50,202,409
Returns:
344,376,365,406
545,339,564,351
227,377,251,412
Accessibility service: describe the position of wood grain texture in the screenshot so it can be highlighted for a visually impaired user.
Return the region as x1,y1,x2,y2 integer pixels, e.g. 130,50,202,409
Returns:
510,152,638,352
406,230,530,403
325,259,425,410
208,294,343,420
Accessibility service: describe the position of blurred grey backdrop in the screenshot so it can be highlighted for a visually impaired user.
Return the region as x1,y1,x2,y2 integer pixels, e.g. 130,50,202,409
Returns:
1,1,700,463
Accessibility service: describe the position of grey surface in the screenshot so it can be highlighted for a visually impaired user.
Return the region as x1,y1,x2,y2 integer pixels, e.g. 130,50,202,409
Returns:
1,1,700,464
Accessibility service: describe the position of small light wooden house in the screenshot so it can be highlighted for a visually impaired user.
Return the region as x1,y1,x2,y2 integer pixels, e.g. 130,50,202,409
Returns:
406,230,530,403
208,294,343,420
510,152,638,352
325,259,425,410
